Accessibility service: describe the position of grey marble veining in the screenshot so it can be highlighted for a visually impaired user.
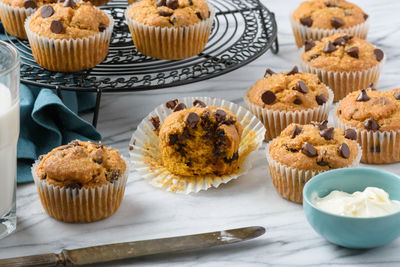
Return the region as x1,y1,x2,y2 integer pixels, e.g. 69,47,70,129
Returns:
1,0,400,266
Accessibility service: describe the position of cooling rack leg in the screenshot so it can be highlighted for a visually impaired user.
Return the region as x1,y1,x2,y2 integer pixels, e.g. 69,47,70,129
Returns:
56,86,64,102
271,35,279,54
92,88,102,128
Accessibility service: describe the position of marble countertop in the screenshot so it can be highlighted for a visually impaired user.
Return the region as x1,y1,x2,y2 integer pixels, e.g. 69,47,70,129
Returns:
2,0,400,266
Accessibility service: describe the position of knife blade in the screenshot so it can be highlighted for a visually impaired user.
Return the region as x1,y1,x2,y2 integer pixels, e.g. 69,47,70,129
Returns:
0,226,265,267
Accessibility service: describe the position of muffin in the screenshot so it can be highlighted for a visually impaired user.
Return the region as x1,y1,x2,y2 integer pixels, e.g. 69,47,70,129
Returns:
159,105,243,176
266,122,361,203
291,0,369,48
125,0,215,60
335,87,400,164
84,0,110,6
0,0,57,39
32,140,129,223
300,33,384,101
25,0,114,72
244,66,333,141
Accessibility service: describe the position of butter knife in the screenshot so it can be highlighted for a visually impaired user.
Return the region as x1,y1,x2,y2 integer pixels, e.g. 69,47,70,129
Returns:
0,226,265,266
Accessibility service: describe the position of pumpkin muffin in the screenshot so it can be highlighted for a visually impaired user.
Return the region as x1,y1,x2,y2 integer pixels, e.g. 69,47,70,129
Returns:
32,140,129,223
244,66,333,140
0,0,57,39
125,0,215,59
300,33,384,101
291,0,369,47
25,0,114,72
159,106,243,176
266,122,361,203
335,87,400,164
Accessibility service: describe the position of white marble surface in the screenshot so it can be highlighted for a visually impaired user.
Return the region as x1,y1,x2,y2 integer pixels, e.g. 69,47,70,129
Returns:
2,0,400,265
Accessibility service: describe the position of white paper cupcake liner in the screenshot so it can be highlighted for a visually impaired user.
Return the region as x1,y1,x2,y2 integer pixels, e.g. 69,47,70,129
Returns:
24,12,114,72
243,87,334,141
299,49,384,102
129,96,265,194
0,2,36,39
333,104,400,164
31,157,129,223
125,3,215,60
266,141,362,204
290,14,369,48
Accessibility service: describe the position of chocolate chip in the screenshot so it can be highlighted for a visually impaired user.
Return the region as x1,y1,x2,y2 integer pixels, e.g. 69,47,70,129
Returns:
300,16,312,27
309,54,320,61
98,23,106,32
66,182,82,190
317,120,328,130
50,20,63,34
180,127,191,140
317,160,329,166
374,49,384,61
222,116,236,126
173,103,186,112
169,134,178,145
166,99,178,109
323,41,336,53
364,118,379,130
333,36,346,46
159,9,173,16
129,144,134,151
291,125,302,139
193,99,206,107
166,0,178,9
367,82,376,91
344,128,357,140
325,2,337,7
69,140,80,146
320,127,334,140
294,98,302,105
346,47,359,58
40,5,54,18
261,90,276,105
316,94,327,105
287,66,299,75
294,81,308,94
150,116,160,131
195,11,202,20
39,155,44,161
302,143,317,157
224,152,239,163
364,13,369,20
108,169,121,182
214,109,227,123
94,158,103,164
394,92,400,100
339,143,350,158
62,0,76,8
331,17,344,29
304,40,315,52
186,112,199,128
24,0,37,9
343,35,353,42
156,0,166,6
189,0,193,5
264,68,275,77
356,89,370,102
42,172,47,179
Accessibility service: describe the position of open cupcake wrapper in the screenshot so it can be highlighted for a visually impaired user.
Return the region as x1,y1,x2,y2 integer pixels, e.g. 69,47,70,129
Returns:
129,96,265,194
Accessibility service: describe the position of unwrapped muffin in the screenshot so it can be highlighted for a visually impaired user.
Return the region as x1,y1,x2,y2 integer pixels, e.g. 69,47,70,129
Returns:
32,140,129,223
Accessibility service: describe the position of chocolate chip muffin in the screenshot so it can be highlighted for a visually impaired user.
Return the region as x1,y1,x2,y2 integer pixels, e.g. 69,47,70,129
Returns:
0,0,57,39
125,0,215,59
244,66,333,140
25,0,114,72
32,140,129,223
84,0,110,6
159,106,243,176
291,0,369,47
266,122,361,203
300,33,384,101
335,87,400,164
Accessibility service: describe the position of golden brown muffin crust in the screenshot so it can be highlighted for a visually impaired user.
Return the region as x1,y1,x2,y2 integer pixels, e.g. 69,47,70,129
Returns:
28,1,110,39
127,0,210,27
247,68,329,111
0,0,56,8
36,140,126,188
270,122,359,170
337,88,400,132
292,0,367,29
302,33,383,72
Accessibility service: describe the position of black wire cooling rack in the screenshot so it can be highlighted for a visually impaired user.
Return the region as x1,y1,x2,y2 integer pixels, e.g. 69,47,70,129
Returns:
6,0,279,126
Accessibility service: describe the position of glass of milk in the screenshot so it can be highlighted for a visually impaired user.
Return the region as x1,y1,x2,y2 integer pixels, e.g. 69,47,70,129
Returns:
0,41,20,239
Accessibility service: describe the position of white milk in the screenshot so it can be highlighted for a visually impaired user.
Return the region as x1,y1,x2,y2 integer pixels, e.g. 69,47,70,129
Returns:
0,84,19,217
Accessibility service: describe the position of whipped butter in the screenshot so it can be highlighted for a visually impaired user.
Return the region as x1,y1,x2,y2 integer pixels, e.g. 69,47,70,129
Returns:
312,187,400,217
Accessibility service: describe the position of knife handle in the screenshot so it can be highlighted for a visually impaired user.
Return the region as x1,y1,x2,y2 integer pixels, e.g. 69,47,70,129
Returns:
0,253,65,267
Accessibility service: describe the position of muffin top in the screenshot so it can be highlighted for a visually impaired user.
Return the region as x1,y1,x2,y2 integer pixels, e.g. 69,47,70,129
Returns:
337,87,400,132
126,0,210,27
269,122,359,171
247,67,330,111
36,140,126,188
0,0,56,9
28,1,110,39
292,0,367,29
302,33,384,72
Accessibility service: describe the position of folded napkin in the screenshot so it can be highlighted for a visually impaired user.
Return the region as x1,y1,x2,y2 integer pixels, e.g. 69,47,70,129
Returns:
0,23,102,183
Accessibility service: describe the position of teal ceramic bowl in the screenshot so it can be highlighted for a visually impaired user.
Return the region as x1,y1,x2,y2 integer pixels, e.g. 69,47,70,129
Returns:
303,167,400,249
